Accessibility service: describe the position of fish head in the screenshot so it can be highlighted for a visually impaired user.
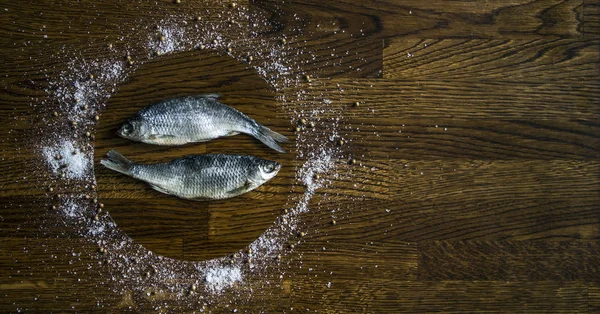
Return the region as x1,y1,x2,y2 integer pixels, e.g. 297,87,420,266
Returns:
117,118,147,142
254,159,282,183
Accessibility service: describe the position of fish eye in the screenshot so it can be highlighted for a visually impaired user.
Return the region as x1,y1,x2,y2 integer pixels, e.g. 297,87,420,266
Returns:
122,123,132,134
264,163,275,173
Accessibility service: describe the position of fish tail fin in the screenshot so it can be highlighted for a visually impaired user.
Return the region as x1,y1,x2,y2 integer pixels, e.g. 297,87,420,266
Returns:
100,150,134,176
254,125,290,153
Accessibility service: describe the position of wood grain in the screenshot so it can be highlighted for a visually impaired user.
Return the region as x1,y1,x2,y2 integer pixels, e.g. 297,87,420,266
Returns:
102,198,208,260
584,0,600,37
591,283,600,313
297,239,418,279
297,160,599,244
418,240,600,281
0,0,246,42
0,238,118,313
256,0,585,39
1,0,599,312
288,279,589,313
341,117,599,159
383,38,599,81
283,78,599,119
184,198,283,260
308,196,599,243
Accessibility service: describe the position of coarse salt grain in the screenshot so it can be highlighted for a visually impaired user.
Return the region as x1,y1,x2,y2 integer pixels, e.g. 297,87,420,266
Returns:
61,197,84,218
42,140,91,180
203,265,242,293
148,22,187,55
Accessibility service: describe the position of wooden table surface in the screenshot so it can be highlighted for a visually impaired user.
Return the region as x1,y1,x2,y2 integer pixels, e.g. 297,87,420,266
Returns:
1,0,599,312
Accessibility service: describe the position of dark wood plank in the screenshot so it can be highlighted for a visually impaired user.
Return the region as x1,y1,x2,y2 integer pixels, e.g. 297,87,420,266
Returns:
184,198,282,260
101,198,209,260
255,0,584,39
591,283,600,313
0,237,407,312
0,198,52,236
7,137,599,247
17,116,600,200
278,158,599,242
287,279,588,313
280,80,600,160
0,238,119,312
310,197,600,242
0,237,592,312
0,0,246,42
0,195,122,241
418,240,600,281
103,50,278,104
297,239,418,280
383,39,599,81
262,35,383,78
283,79,599,120
384,158,600,204
337,157,596,206
0,236,298,312
10,157,599,245
585,0,600,37
337,116,599,160
97,149,393,201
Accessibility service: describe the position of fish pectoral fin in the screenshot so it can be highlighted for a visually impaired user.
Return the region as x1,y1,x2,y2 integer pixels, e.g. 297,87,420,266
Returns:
149,134,176,140
226,131,240,136
150,184,174,196
226,180,256,197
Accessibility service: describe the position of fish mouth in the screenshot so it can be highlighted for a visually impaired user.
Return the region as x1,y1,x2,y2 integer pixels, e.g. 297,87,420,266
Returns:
263,161,282,177
116,123,134,140
270,162,282,173
116,129,136,142
115,127,128,139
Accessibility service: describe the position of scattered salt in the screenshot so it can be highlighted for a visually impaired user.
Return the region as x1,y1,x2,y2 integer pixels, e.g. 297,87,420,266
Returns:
50,59,125,124
148,22,187,55
33,2,362,309
61,197,84,218
203,265,242,293
42,140,91,180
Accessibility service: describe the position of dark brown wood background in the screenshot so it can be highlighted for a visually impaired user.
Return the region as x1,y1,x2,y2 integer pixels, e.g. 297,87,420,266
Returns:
1,0,599,312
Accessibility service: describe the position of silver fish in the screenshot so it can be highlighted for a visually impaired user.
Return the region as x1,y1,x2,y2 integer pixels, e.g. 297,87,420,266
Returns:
100,150,281,200
118,94,289,153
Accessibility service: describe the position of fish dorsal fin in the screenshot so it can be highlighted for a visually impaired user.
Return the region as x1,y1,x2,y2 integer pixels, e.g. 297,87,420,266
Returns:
197,94,221,99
